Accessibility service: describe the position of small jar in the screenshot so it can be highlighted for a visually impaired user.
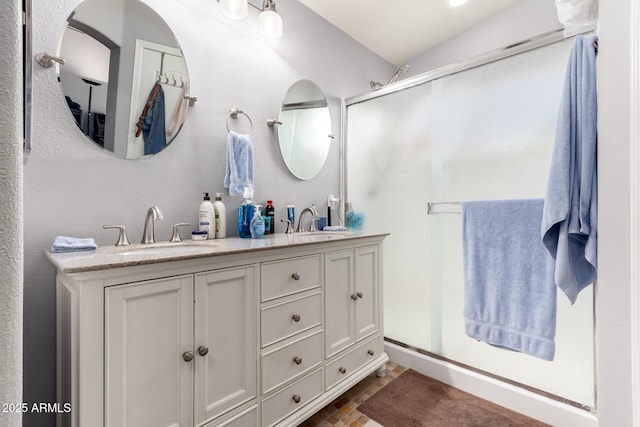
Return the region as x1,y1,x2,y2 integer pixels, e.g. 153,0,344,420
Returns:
191,230,208,241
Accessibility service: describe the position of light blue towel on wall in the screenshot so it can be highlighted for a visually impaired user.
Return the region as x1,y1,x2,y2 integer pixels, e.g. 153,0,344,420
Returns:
542,35,598,304
224,130,254,196
462,199,557,361
51,236,97,253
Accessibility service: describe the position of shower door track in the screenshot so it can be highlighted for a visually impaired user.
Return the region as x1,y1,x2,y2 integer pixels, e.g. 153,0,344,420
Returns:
384,337,594,414
344,25,596,108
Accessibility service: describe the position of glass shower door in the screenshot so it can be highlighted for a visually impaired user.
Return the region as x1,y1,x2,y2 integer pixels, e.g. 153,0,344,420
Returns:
346,36,595,407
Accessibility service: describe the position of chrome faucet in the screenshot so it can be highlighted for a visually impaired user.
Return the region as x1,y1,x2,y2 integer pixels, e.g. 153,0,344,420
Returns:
141,206,163,244
296,205,320,233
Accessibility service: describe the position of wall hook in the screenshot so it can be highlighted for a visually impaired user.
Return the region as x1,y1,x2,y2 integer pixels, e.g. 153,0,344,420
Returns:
267,119,282,127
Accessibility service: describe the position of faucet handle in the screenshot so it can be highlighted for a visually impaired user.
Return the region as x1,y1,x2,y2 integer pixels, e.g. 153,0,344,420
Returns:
281,219,294,234
103,225,130,246
170,223,191,242
309,216,320,232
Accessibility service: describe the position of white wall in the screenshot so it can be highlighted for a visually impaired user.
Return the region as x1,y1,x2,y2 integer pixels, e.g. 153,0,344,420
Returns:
4,0,638,426
0,2,23,427
408,0,562,74
597,0,637,425
22,1,392,426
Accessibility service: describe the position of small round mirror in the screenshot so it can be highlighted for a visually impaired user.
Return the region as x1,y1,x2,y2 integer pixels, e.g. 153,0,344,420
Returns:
278,80,332,180
59,0,190,159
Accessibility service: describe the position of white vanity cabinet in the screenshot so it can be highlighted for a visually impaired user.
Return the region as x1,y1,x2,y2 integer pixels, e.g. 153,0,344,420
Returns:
324,246,381,388
51,233,387,427
104,275,195,427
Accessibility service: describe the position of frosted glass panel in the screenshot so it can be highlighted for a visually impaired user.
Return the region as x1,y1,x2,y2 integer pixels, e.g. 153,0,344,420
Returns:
347,83,433,350
346,37,594,407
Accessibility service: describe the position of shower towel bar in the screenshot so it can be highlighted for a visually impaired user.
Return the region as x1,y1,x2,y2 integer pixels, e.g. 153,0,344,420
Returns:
426,201,461,215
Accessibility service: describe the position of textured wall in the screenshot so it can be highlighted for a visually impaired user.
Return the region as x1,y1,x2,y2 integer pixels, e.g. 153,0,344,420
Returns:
409,0,561,74
0,1,23,427
23,1,392,426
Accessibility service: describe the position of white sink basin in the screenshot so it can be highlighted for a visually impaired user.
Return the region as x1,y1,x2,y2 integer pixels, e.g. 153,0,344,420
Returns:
104,241,221,257
292,231,352,241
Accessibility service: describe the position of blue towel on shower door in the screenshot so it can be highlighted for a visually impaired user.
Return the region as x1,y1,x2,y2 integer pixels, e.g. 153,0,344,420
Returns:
224,130,254,196
541,35,598,304
462,199,557,361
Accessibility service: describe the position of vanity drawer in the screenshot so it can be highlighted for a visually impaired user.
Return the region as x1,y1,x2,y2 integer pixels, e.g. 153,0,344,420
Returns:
261,292,322,347
262,330,323,394
325,335,380,390
261,255,322,302
261,368,323,427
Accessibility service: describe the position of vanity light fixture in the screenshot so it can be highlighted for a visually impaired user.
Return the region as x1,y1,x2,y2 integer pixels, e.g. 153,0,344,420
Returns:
257,0,283,39
217,0,283,39
448,0,468,7
219,0,248,20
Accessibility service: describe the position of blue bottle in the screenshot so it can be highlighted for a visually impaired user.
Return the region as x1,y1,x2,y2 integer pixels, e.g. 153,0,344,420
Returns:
250,205,265,239
237,187,255,238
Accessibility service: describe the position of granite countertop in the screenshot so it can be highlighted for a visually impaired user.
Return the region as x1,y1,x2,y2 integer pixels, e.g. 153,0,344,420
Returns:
46,231,388,273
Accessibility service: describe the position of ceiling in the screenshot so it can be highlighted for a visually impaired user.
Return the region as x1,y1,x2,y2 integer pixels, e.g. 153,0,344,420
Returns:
297,0,518,66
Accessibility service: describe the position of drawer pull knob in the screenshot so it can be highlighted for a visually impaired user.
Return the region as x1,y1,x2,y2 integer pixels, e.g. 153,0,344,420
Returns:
292,394,301,404
198,346,209,356
182,351,194,362
367,349,375,356
339,367,347,374
350,294,358,301
357,292,364,299
293,356,302,365
291,273,301,280
292,314,301,322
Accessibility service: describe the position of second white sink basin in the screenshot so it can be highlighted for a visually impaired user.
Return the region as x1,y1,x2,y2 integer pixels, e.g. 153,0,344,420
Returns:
105,241,221,257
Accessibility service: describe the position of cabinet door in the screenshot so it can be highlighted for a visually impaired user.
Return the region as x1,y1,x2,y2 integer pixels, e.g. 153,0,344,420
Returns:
355,246,379,341
325,250,355,358
105,276,194,427
195,266,258,425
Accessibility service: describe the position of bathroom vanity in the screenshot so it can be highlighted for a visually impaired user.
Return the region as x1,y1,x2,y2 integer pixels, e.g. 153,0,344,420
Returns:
47,232,387,427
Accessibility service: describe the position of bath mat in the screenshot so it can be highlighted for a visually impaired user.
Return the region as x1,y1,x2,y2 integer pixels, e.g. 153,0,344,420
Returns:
357,369,549,427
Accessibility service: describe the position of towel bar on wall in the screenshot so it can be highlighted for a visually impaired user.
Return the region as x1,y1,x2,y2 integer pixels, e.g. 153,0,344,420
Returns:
426,201,461,215
226,108,253,133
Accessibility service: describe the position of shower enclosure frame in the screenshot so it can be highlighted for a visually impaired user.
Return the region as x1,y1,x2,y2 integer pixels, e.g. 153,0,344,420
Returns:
339,24,598,426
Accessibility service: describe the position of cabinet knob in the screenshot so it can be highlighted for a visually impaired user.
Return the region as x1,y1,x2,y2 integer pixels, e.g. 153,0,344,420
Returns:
339,367,347,374
198,346,209,356
182,351,194,362
291,272,301,281
293,356,303,365
350,294,358,301
292,394,301,404
292,314,301,322
357,292,364,299
367,349,375,356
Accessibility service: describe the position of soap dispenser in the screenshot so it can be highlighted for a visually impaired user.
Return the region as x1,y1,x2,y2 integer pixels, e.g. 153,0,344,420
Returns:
199,192,215,239
237,187,255,238
250,205,265,239
213,193,226,239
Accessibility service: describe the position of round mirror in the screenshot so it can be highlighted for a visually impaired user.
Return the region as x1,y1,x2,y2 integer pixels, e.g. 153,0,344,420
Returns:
278,80,332,180
59,0,190,159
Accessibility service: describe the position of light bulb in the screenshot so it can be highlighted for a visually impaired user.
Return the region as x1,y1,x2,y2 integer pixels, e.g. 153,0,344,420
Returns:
448,0,468,7
219,0,248,20
259,9,283,38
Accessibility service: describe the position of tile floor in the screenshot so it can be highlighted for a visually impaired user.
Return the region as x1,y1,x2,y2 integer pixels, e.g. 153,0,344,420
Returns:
298,362,407,427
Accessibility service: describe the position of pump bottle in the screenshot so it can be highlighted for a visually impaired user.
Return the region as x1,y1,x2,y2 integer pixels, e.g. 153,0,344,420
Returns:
199,192,215,239
213,193,226,239
237,187,255,238
250,205,265,239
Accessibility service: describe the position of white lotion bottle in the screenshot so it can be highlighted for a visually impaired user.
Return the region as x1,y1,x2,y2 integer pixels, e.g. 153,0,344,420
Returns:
213,192,226,239
199,192,216,239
